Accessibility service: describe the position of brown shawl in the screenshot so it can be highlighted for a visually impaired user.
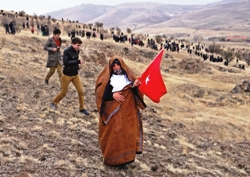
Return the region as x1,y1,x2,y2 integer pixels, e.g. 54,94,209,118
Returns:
95,55,146,166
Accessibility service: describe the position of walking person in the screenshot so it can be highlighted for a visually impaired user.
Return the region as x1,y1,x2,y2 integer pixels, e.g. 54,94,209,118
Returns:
95,56,146,169
18,25,21,33
11,22,16,35
31,26,34,34
9,21,14,34
50,37,90,115
4,22,10,34
44,28,63,86
93,32,96,39
70,29,75,39
100,33,104,41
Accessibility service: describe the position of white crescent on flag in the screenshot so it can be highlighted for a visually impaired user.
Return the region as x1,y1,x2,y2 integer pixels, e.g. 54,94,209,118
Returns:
145,75,150,85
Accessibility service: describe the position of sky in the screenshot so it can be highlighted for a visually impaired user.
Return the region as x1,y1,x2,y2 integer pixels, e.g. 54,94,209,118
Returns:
1,0,223,15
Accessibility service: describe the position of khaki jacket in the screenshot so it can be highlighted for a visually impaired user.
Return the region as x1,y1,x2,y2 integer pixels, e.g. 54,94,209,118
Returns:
44,37,63,67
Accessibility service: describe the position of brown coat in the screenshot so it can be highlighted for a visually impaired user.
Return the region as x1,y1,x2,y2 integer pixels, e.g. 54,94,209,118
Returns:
95,55,146,166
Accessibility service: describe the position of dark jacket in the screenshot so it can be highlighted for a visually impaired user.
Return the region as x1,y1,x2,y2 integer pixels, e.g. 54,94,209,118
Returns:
63,46,81,76
44,37,63,67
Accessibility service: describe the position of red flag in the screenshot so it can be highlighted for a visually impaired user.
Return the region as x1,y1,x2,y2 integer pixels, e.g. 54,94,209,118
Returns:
138,49,167,103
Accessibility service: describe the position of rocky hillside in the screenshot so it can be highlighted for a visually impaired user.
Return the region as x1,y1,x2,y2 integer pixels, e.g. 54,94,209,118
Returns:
46,0,250,31
85,3,199,31
158,0,250,31
47,4,112,23
0,27,250,177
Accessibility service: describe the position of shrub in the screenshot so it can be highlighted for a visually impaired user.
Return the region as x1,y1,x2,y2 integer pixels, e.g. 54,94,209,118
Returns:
0,38,6,50
116,27,121,35
235,52,242,60
155,35,163,44
33,13,38,20
82,24,88,29
63,24,72,33
95,21,103,28
162,34,167,39
18,10,25,17
39,15,44,21
208,44,222,54
127,28,132,34
170,36,175,40
222,49,234,62
193,35,203,42
88,23,93,29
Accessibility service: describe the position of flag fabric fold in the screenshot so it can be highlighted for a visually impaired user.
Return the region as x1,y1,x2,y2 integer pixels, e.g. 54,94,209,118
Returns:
138,49,167,103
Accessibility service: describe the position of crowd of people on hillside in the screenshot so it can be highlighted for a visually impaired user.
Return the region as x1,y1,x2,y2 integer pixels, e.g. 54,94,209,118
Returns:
2,19,177,52
2,19,51,36
1,14,247,170
67,29,100,40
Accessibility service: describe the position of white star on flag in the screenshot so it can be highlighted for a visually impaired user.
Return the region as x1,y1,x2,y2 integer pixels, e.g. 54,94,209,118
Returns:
145,75,150,85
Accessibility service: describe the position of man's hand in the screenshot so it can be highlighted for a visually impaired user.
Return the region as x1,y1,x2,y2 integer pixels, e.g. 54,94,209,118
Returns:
113,92,125,103
53,48,57,52
132,79,141,88
80,59,84,64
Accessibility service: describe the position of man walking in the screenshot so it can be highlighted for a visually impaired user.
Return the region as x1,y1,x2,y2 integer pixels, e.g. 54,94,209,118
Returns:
4,22,10,34
44,28,63,86
50,37,90,115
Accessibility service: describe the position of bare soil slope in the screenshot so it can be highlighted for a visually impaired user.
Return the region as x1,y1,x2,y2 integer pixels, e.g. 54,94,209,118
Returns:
0,28,250,177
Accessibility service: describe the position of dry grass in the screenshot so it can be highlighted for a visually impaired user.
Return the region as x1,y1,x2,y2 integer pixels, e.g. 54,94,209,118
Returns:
0,37,5,49
0,25,250,177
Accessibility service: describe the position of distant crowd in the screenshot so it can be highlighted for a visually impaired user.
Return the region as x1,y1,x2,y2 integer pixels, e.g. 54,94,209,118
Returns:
3,20,50,36
2,21,248,69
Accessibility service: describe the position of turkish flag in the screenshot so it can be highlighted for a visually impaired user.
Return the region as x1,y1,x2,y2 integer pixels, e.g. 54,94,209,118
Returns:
138,49,167,103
